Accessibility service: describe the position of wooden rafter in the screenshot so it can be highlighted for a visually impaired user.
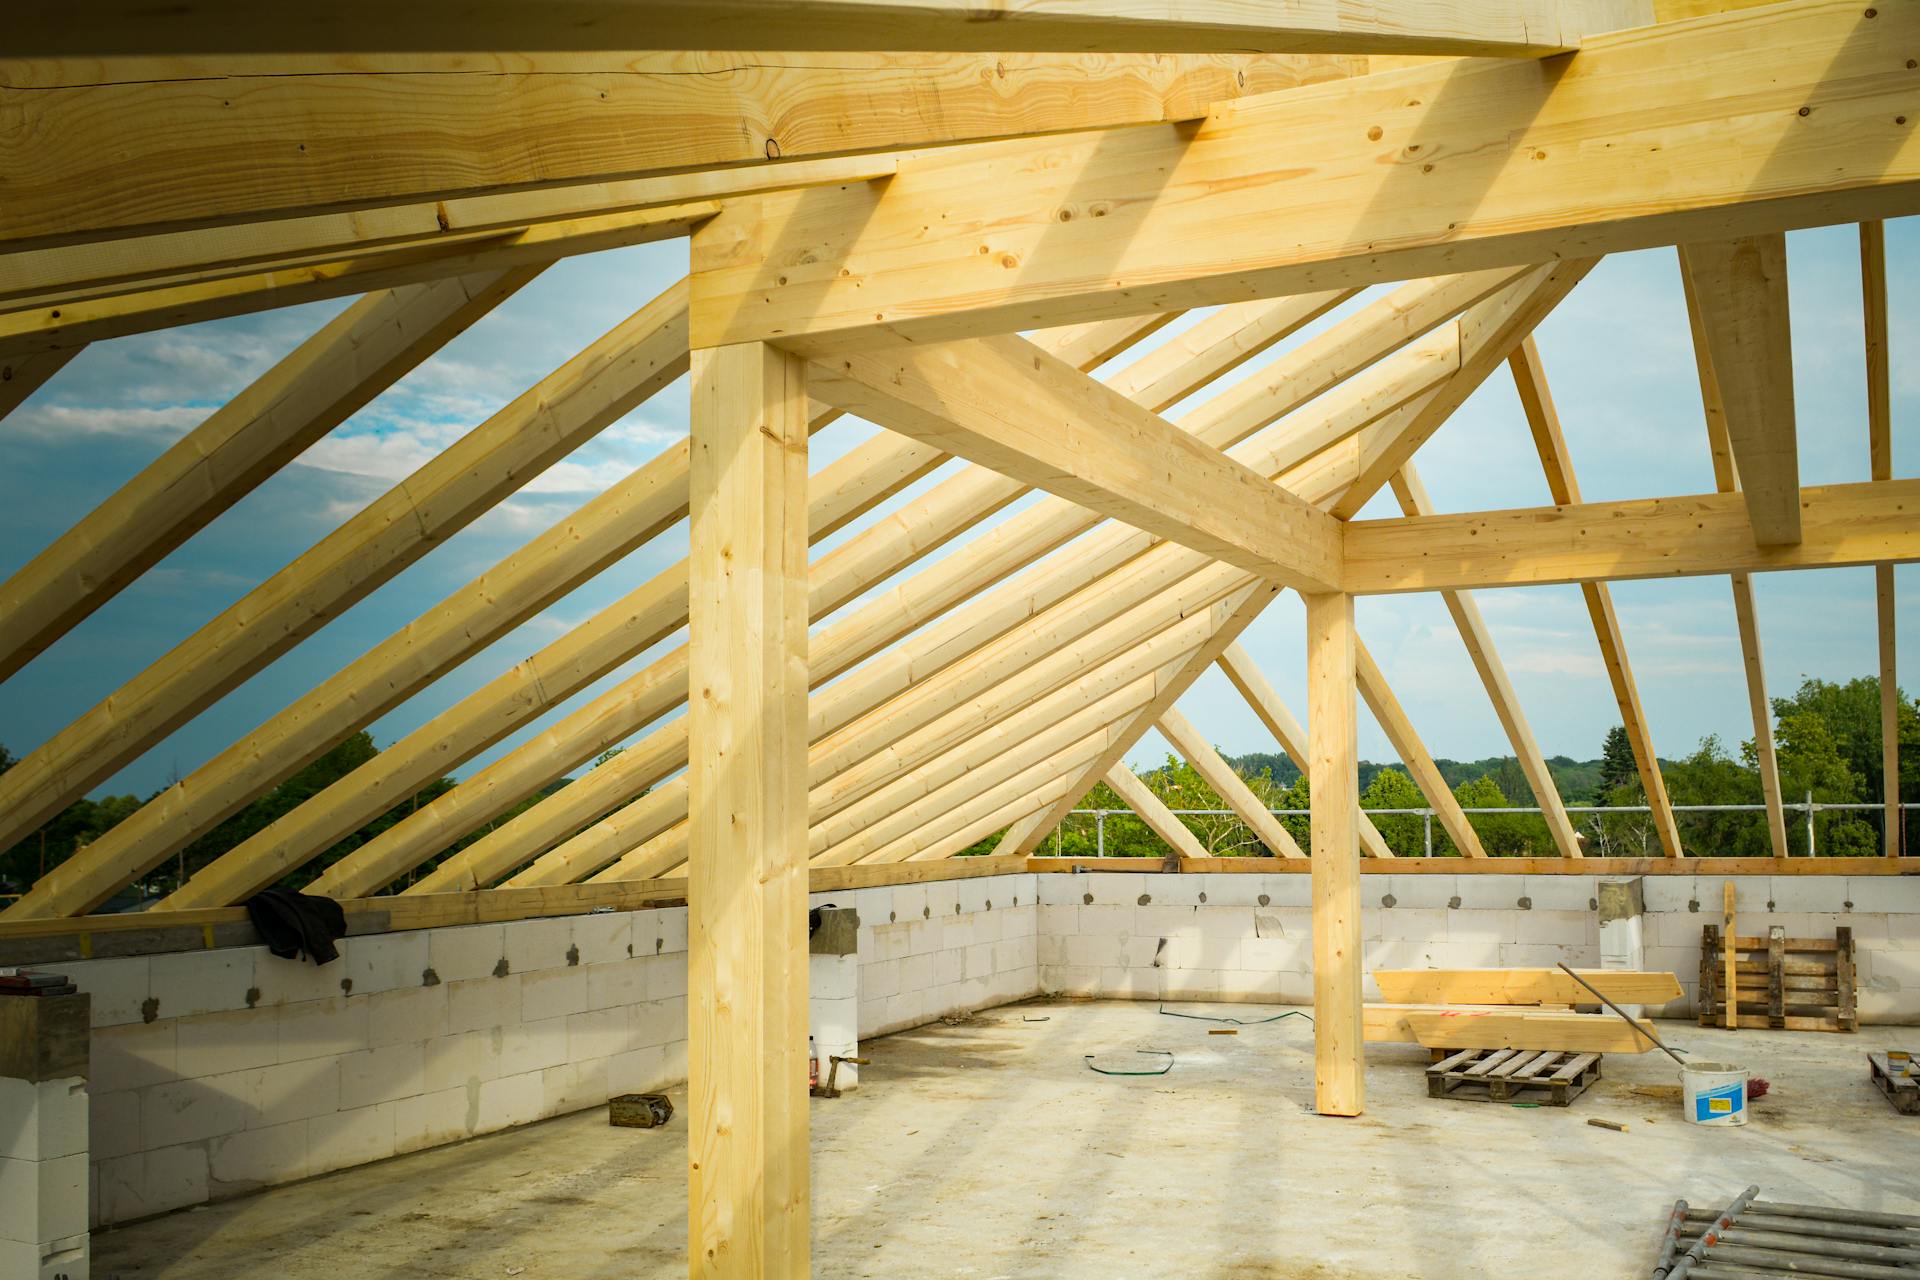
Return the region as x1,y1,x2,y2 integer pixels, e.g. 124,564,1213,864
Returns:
1385,465,1584,860
693,2,1918,352
0,269,540,684
1215,642,1397,860
0,348,80,423
1509,335,1683,858
0,279,692,917
1158,706,1307,858
1864,221,1900,858
1101,762,1212,863
1352,639,1489,859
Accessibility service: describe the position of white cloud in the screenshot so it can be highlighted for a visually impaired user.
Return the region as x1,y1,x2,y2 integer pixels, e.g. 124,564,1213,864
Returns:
9,402,211,439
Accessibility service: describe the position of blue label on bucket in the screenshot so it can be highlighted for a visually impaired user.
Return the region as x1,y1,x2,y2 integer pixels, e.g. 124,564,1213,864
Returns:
1694,1081,1744,1121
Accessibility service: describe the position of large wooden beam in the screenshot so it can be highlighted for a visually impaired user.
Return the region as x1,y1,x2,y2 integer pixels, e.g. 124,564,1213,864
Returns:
12,1,1646,56
0,280,690,917
0,348,79,423
1215,642,1396,859
1102,762,1212,862
0,270,537,684
1510,336,1683,858
1864,221,1900,858
1374,1007,1659,1052
1387,465,1584,861
1678,235,1801,545
692,2,1918,351
1681,255,1790,859
811,335,1346,592
0,51,1356,250
1373,969,1683,1007
686,341,810,1278
1307,591,1363,1116
1158,707,1307,858
1345,479,1920,593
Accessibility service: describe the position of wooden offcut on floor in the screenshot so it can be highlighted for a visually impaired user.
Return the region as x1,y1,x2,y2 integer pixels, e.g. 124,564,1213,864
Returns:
93,1000,1918,1280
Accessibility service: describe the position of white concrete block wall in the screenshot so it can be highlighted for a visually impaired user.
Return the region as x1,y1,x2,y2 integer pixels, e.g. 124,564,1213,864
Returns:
1035,871,1920,1024
816,875,1040,1037
1,1076,90,1280
62,906,689,1228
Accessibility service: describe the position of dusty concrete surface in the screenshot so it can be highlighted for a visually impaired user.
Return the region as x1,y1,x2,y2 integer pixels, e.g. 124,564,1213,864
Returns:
95,999,1919,1279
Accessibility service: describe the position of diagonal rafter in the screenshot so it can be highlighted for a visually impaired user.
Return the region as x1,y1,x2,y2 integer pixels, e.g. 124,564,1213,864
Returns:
1509,335,1684,858
1158,706,1308,858
1351,640,1490,859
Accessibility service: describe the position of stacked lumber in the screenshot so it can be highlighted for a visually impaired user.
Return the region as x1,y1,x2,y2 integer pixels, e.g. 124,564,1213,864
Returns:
1366,968,1681,1053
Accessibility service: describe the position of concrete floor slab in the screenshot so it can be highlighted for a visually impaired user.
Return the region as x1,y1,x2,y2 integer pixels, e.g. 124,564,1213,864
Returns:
95,1000,1920,1279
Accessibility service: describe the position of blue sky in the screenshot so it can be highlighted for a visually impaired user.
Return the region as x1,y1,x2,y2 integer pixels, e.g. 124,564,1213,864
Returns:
2,218,1914,803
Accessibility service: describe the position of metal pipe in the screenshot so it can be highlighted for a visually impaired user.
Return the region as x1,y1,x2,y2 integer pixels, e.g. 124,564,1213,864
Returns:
1751,1203,1920,1232
1705,1227,1920,1266
1684,1211,1920,1248
1654,1201,1691,1278
1557,962,1687,1068
1681,1240,1920,1280
1661,1185,1759,1280
1692,1266,1861,1280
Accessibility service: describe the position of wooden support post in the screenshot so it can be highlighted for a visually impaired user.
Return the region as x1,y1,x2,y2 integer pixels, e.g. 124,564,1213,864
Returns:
1864,221,1900,858
687,342,810,1278
1722,880,1738,1030
1308,592,1363,1117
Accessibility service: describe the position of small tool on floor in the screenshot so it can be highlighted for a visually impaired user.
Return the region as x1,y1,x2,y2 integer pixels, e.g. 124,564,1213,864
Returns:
811,1055,870,1099
609,1093,674,1128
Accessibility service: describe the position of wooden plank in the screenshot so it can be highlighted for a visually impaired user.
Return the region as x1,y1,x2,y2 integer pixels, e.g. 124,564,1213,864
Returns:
0,270,535,684
0,278,693,917
1157,707,1306,858
1216,642,1395,859
9,1,1648,57
1309,590,1364,1116
1678,235,1801,545
1865,222,1900,858
691,2,1920,351
1342,480,1920,593
1,51,1358,249
1354,637,1489,859
686,340,811,1277
1510,335,1682,858
1388,1008,1658,1053
0,348,79,423
809,335,1346,592
1372,969,1683,1007
1102,761,1213,863
1387,464,1583,860
1724,880,1738,1029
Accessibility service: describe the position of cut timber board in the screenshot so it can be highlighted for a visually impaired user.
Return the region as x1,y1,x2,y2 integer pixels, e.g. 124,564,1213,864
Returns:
1369,1005,1658,1053
1374,969,1682,1008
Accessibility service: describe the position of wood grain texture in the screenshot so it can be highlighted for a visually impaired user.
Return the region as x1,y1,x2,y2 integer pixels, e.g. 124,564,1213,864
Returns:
1158,706,1306,858
1865,221,1900,858
1373,969,1683,1007
1386,1007,1659,1052
686,341,811,1279
1102,759,1213,862
1308,590,1363,1116
692,2,1919,350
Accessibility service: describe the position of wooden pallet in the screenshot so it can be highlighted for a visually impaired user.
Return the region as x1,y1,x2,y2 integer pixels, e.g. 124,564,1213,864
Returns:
1425,1047,1601,1106
1869,1052,1920,1116
1700,924,1856,1033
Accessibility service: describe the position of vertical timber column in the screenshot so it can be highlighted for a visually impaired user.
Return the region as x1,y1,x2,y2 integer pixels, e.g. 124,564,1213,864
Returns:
688,341,811,1279
1307,592,1363,1117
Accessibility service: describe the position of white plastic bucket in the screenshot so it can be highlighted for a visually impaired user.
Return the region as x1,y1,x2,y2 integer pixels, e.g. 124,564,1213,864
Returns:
1682,1061,1748,1127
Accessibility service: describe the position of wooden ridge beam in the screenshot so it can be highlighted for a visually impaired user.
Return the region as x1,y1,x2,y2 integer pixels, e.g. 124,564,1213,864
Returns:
1681,254,1790,859
1346,479,1920,593
1510,335,1683,858
1679,234,1801,545
1,279,691,918
0,269,538,685
811,334,1347,592
1353,638,1489,859
1864,221,1901,858
691,2,1919,352
1215,643,1396,859
1102,762,1212,863
1386,464,1585,861
0,205,711,359
1,51,1357,250
10,1,1645,57
1157,706,1307,858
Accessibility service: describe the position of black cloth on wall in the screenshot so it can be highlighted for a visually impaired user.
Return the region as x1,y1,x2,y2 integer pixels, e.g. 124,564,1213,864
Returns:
244,889,348,965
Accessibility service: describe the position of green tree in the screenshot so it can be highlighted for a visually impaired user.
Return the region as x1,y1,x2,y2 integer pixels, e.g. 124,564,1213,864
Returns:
1766,711,1877,854
1359,767,1426,855
1451,774,1549,855
1597,725,1638,800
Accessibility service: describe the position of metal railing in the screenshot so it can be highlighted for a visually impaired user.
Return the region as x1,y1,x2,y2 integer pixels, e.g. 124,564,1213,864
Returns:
1047,796,1920,858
